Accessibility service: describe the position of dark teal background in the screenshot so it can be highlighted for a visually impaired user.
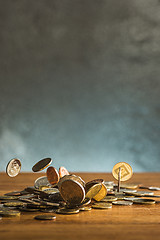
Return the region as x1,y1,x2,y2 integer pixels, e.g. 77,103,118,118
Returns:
0,0,160,172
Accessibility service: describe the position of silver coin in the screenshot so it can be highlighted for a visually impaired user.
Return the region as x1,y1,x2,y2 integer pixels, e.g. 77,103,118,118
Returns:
112,201,133,206
6,159,21,177
34,176,52,189
127,191,154,196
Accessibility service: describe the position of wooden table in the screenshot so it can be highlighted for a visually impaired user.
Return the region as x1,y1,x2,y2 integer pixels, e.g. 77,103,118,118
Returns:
0,172,160,240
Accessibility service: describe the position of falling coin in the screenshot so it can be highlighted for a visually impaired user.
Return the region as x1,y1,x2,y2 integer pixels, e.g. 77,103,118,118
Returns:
59,166,70,178
6,158,21,177
32,158,52,172
34,214,56,220
47,166,59,185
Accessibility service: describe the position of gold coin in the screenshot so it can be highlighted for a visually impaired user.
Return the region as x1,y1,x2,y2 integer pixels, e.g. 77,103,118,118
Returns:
85,183,102,199
6,158,21,177
92,202,112,209
56,208,79,214
59,166,70,178
34,214,56,220
32,158,52,172
58,175,85,205
112,162,133,181
93,183,107,201
47,166,59,185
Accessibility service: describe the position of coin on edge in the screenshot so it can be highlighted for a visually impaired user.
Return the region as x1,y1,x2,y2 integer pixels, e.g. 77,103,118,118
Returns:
85,183,102,199
47,166,59,185
112,162,133,181
59,166,70,178
32,158,52,172
6,158,21,177
34,214,56,220
93,183,107,201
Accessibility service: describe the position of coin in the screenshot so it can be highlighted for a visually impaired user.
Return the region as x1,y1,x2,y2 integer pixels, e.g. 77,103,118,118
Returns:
85,179,104,192
43,188,59,194
79,206,92,211
59,166,70,178
34,214,56,220
0,195,19,200
34,176,52,189
4,201,26,207
124,197,142,201
79,198,91,206
32,158,52,172
0,210,20,217
93,183,107,201
139,186,160,191
118,183,138,189
100,196,117,202
47,166,59,185
92,202,112,209
112,162,133,181
86,183,102,199
58,175,85,205
133,199,155,204
6,158,21,177
112,200,133,206
127,191,154,197
56,208,79,214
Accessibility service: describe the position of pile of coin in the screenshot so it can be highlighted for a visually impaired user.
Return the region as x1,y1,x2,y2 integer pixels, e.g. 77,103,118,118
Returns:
0,159,159,220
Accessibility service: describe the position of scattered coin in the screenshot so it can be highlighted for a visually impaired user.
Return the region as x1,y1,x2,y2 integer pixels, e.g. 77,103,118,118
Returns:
100,196,117,202
4,201,26,207
139,186,160,191
93,183,107,201
92,202,112,209
0,195,19,200
86,183,102,199
133,199,155,204
34,176,52,189
34,214,56,220
118,183,139,189
127,191,154,197
47,166,59,185
112,162,133,181
59,166,70,178
6,158,21,177
32,158,52,172
112,201,133,206
58,175,85,205
56,208,79,214
0,210,21,217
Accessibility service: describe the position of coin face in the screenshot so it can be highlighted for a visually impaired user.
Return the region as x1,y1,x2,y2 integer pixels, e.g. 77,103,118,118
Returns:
34,214,56,220
6,158,21,177
85,183,102,199
93,183,107,202
34,176,52,189
112,162,133,181
59,166,70,178
32,158,52,172
47,166,59,185
58,177,85,205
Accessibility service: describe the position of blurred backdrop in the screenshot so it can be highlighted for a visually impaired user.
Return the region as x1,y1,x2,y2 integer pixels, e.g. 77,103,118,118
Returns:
0,0,160,172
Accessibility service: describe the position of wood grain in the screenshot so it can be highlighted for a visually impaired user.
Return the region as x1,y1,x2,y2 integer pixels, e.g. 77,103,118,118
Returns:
0,172,160,240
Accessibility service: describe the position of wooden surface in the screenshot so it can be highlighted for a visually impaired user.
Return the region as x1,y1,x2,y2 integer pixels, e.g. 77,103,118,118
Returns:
0,172,160,240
